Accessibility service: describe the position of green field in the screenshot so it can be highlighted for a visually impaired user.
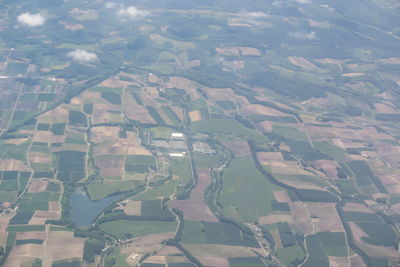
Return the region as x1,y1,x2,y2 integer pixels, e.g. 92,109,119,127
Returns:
0,0,399,265
133,179,178,201
7,225,45,232
87,181,142,200
168,157,192,186
142,127,174,139
220,157,278,222
342,211,382,223
315,231,348,257
105,248,129,267
99,220,177,239
181,220,206,244
314,141,348,161
189,119,267,143
303,234,330,267
272,125,308,141
140,199,175,219
193,153,221,168
356,222,397,247
202,221,258,246
276,245,305,266
101,91,121,105
229,257,265,267
346,161,374,177
56,150,86,182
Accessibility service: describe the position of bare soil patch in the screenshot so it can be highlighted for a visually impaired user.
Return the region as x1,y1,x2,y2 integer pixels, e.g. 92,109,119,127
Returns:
269,161,314,176
45,231,84,262
342,203,373,213
240,104,288,117
29,211,59,225
27,179,48,193
0,216,11,247
257,152,283,163
170,106,184,121
4,244,44,267
257,121,273,132
374,103,397,113
203,88,249,108
312,160,339,178
156,245,182,256
125,105,155,124
189,110,202,122
329,256,349,267
273,190,291,203
97,158,123,177
238,47,261,56
288,56,318,71
0,159,31,171
198,256,229,267
350,254,367,267
91,126,120,143
270,228,283,249
148,73,160,83
142,255,167,265
314,58,348,69
48,201,60,212
4,138,29,145
38,105,69,124
123,201,142,216
16,231,46,240
377,57,400,64
169,168,218,222
29,153,52,165
216,47,240,56
166,76,200,100
222,140,250,157
307,203,343,232
289,202,313,234
121,232,175,264
99,75,132,88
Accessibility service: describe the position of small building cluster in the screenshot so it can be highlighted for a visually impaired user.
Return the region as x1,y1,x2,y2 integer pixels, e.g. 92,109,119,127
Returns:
193,141,216,154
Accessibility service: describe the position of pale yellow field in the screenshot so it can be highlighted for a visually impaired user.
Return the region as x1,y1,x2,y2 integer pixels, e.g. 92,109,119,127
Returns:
189,110,202,122
123,200,142,216
0,159,31,171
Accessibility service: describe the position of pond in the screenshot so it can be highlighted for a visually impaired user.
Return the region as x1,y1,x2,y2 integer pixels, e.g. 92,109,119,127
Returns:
68,187,123,227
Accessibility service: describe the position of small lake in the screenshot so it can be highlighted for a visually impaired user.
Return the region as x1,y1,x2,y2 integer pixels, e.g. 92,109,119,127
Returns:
68,187,123,227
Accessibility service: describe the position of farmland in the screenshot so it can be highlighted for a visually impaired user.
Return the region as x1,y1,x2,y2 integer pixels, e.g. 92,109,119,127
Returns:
0,0,399,266
99,220,177,239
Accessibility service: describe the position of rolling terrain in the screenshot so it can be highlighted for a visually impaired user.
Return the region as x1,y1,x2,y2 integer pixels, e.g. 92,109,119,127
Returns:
0,0,399,266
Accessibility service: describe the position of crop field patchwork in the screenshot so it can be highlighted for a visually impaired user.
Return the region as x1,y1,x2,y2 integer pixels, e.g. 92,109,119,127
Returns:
0,1,399,266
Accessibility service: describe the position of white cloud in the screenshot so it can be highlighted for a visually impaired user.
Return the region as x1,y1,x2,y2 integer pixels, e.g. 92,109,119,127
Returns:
320,4,335,12
67,49,98,63
243,11,268,18
288,31,317,40
294,0,310,3
272,1,284,7
117,6,148,19
105,2,116,9
17,13,45,27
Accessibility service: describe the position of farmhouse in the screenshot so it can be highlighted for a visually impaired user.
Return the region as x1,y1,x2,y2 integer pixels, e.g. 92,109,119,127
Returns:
171,132,184,139
169,152,185,157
